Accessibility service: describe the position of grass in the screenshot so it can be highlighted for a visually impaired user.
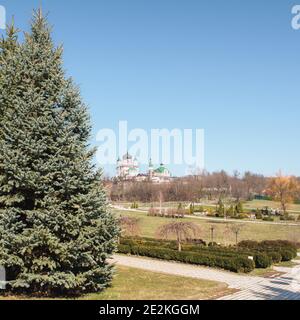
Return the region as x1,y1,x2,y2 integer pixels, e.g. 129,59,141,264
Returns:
84,266,235,300
115,201,182,210
243,200,300,214
249,268,283,278
0,266,235,300
114,209,300,245
275,261,299,268
119,199,300,213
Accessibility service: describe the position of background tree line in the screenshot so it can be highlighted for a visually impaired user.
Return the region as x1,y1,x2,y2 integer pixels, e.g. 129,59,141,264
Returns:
106,170,300,206
107,171,267,202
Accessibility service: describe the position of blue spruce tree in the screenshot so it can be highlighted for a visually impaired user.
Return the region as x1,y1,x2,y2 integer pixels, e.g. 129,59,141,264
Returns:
0,10,119,296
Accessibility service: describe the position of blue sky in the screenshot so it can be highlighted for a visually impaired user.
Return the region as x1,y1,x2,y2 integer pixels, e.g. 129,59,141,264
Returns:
1,0,300,176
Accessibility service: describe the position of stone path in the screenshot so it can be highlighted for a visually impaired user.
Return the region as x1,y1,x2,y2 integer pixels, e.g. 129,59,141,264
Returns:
111,254,300,300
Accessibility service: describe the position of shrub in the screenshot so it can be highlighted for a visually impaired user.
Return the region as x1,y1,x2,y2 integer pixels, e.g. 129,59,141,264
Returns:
290,241,300,249
186,239,207,246
267,252,282,264
165,208,175,218
117,244,255,273
120,237,178,250
232,257,255,273
238,240,259,249
148,207,159,216
254,253,272,268
131,202,139,209
119,237,296,273
280,215,295,221
189,204,195,214
194,206,204,213
235,201,244,214
233,214,248,220
207,212,216,217
260,240,297,255
208,242,219,247
280,249,296,262
255,212,263,219
148,207,184,219
238,240,297,262
263,217,274,222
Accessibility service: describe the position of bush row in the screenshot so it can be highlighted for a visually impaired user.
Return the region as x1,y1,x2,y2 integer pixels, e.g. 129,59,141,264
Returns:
238,240,297,262
118,244,255,273
120,237,261,268
120,237,297,269
182,244,273,268
148,207,185,218
120,237,178,249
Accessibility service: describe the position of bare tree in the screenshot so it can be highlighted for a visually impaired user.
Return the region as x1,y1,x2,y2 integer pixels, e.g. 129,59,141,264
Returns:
109,170,270,203
223,223,231,246
230,223,245,245
230,170,245,202
119,216,141,238
158,191,164,215
157,221,201,251
243,171,266,200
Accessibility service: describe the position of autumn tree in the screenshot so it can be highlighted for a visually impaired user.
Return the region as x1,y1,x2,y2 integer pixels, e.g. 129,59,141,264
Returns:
268,172,300,214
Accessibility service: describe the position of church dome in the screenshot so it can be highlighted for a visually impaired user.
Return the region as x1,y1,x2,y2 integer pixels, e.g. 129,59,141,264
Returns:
123,152,133,160
154,164,170,174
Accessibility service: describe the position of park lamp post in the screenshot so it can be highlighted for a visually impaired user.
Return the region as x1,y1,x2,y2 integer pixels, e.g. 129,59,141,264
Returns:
210,226,215,243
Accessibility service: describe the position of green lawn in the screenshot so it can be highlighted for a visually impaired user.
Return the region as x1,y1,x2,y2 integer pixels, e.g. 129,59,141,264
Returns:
115,199,300,215
1,266,235,300
243,200,300,214
114,201,183,210
114,209,300,245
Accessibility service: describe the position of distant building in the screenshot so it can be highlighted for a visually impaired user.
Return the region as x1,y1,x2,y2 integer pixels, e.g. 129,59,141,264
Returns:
116,152,139,179
116,153,172,183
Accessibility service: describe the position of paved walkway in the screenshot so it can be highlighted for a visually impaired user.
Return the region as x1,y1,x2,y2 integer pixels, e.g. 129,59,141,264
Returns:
111,254,300,300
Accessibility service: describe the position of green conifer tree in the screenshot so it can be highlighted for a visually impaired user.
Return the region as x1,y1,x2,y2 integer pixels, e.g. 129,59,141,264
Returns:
0,19,20,130
0,10,118,296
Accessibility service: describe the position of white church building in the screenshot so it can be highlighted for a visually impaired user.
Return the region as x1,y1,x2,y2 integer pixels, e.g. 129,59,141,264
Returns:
116,153,172,183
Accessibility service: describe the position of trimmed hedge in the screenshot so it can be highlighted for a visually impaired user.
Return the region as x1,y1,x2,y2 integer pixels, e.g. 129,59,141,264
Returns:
267,251,282,264
118,244,255,273
119,237,296,271
254,253,272,268
238,240,297,261
280,249,296,262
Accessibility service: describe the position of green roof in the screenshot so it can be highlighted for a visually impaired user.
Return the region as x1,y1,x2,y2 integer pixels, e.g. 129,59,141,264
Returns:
154,166,168,173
